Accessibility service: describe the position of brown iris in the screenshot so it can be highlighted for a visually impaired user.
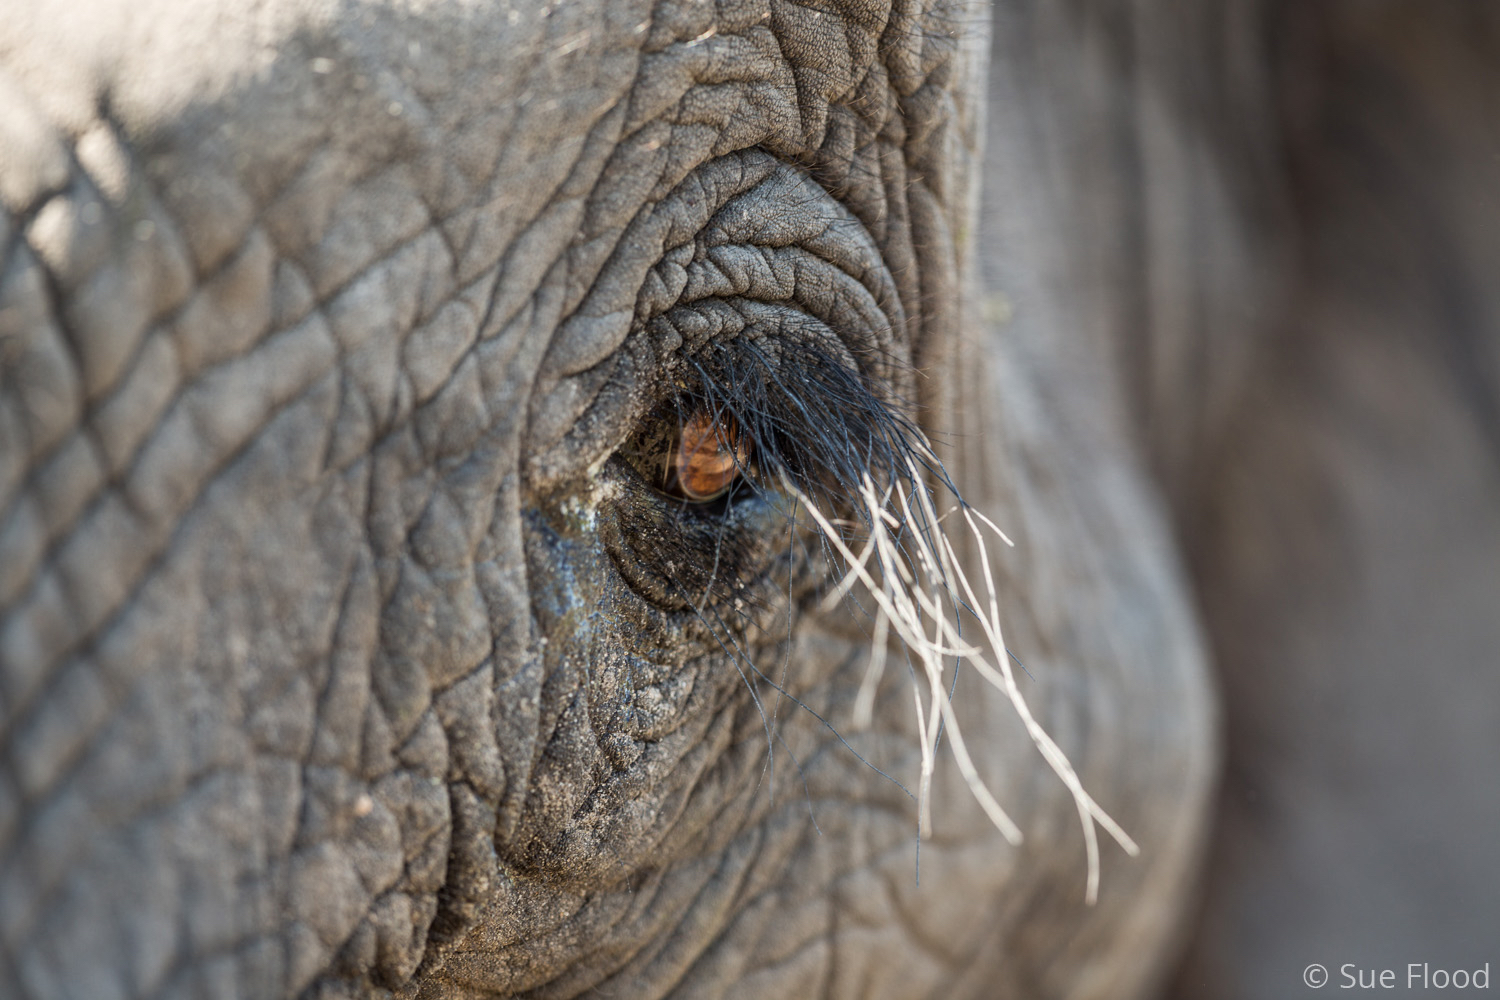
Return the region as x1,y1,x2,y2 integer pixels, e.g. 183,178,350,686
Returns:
669,410,749,501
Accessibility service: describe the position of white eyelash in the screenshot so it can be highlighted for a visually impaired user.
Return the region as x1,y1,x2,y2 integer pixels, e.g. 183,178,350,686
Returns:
784,447,1138,906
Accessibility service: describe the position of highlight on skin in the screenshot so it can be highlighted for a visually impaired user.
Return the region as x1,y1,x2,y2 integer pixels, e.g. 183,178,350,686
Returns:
647,337,1138,904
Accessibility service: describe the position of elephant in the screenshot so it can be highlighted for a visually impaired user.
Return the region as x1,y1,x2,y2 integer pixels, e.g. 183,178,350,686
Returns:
3,0,1497,998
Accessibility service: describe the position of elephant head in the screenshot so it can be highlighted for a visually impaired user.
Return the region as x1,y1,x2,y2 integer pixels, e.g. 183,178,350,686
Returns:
0,0,1215,997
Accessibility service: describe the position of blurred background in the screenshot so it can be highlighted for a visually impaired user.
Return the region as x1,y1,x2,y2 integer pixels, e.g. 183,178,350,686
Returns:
977,4,1500,996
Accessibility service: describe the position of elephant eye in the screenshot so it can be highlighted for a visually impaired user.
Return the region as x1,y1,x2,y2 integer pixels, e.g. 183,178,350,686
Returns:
622,404,753,504
662,409,750,502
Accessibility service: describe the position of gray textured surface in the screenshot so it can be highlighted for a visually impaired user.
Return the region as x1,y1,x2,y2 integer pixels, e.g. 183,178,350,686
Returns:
0,1,1212,996
4,1,1494,998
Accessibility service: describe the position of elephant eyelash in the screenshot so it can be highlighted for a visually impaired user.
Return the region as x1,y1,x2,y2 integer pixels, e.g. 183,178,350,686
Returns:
679,338,942,518
622,339,935,513
650,337,1138,904
614,337,1135,903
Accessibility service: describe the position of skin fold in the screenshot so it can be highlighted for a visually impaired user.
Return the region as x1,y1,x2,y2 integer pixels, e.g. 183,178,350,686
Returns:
5,0,1491,998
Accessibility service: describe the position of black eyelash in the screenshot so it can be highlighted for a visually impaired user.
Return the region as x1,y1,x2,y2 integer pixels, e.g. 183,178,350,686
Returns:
608,336,956,614
679,338,950,522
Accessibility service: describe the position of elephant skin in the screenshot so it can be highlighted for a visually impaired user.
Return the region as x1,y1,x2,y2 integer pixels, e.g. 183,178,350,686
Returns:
15,2,1495,1000
0,0,1217,995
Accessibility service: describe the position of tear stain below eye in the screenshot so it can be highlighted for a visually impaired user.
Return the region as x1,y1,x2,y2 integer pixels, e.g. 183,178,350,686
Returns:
673,411,749,501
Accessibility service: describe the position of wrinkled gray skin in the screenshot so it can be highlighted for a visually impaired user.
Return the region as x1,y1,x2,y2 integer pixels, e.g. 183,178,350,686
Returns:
2,1,1497,999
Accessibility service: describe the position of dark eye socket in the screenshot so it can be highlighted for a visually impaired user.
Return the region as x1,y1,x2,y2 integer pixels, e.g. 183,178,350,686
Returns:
624,405,754,504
